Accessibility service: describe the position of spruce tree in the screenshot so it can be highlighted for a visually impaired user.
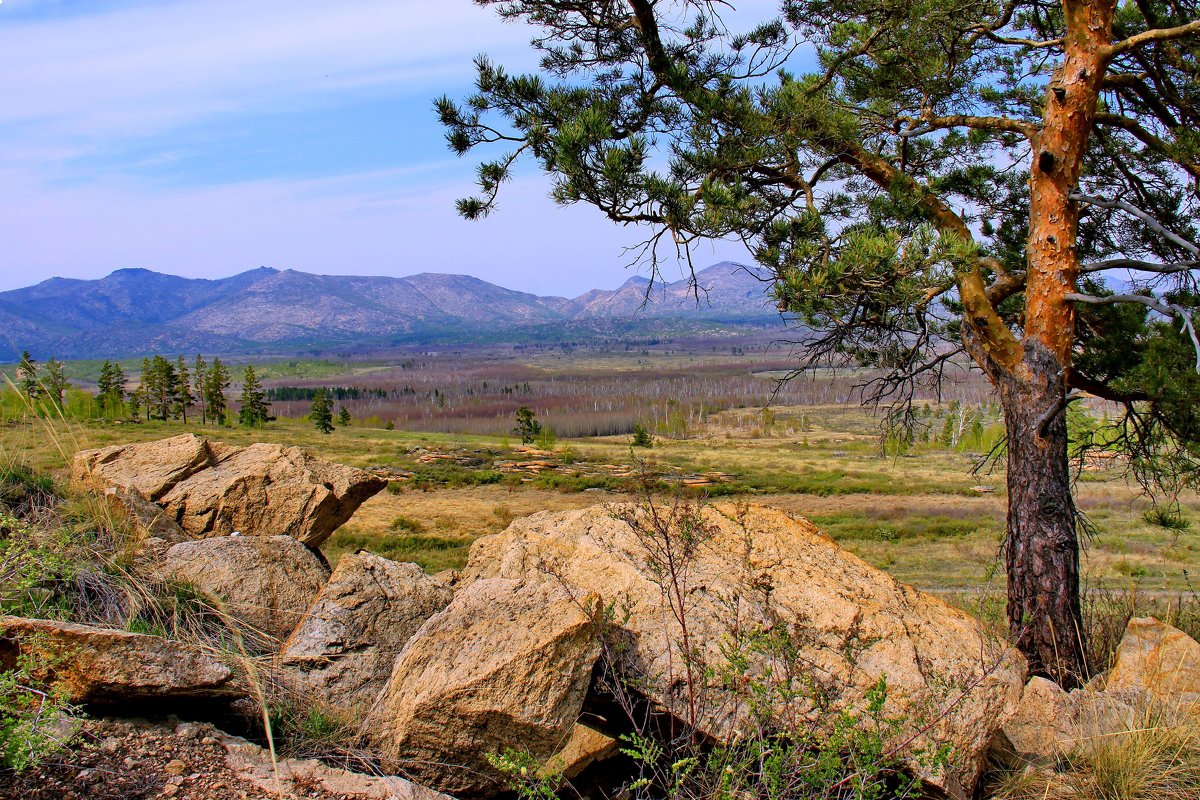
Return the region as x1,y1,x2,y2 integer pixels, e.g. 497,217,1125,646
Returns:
238,366,270,427
442,0,1200,684
310,389,334,434
337,405,351,427
205,358,231,426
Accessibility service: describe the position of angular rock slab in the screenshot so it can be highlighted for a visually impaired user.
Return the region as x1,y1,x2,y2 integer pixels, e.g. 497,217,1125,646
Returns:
462,503,1026,800
0,616,241,704
1106,616,1200,708
72,433,386,546
365,578,601,798
280,552,453,711
164,535,330,642
72,433,215,501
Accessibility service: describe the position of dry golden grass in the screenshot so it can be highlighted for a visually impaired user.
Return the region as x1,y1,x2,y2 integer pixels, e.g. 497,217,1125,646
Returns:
990,699,1200,800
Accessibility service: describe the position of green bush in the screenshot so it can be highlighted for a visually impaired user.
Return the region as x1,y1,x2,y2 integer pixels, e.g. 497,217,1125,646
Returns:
390,515,426,533
0,630,75,771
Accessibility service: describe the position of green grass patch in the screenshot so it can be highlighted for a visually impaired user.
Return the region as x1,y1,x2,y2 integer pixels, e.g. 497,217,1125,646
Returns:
809,512,993,542
324,529,470,572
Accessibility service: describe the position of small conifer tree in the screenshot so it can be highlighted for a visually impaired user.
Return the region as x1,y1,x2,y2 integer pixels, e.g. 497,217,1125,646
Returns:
16,351,38,402
311,390,334,434
513,405,541,444
43,359,68,412
174,356,194,423
238,366,270,427
205,358,231,425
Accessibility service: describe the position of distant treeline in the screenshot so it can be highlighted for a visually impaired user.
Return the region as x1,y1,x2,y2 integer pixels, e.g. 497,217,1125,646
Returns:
266,386,390,402
3,351,271,428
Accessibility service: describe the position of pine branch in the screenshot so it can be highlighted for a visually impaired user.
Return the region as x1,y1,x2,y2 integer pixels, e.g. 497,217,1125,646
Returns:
1070,193,1200,255
1104,18,1200,59
1067,291,1200,371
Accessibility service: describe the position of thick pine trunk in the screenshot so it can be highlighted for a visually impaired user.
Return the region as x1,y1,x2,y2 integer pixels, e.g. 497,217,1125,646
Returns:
998,345,1086,687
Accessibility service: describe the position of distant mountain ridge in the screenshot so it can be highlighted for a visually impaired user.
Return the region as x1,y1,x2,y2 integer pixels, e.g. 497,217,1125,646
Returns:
0,262,781,359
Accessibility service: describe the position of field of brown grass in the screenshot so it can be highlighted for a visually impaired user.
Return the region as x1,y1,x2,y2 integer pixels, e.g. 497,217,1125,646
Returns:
4,390,1196,594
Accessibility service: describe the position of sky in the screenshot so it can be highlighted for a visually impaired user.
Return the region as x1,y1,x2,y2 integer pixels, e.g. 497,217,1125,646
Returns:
0,0,789,297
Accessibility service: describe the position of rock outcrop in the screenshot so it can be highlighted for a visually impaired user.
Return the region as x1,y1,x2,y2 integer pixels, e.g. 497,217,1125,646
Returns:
997,617,1200,765
73,434,385,546
164,536,330,642
1105,616,1200,705
280,552,453,711
0,616,241,704
365,578,602,797
461,503,1027,799
103,485,189,544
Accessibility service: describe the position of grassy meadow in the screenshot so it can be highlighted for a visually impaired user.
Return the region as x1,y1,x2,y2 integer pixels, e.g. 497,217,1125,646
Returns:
2,345,1196,596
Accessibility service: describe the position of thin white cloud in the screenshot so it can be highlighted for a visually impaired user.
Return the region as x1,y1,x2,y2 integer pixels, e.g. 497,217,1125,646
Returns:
0,0,777,292
0,0,532,138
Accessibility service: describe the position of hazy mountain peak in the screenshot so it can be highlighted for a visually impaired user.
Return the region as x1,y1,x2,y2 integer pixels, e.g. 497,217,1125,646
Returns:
0,262,780,360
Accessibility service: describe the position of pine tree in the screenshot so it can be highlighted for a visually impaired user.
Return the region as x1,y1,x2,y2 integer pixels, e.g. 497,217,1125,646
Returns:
174,356,194,424
310,390,334,434
337,405,351,427
238,366,270,427
96,360,127,417
16,351,38,401
205,358,231,426
513,405,541,444
193,354,208,424
146,355,178,421
440,0,1200,683
43,358,68,412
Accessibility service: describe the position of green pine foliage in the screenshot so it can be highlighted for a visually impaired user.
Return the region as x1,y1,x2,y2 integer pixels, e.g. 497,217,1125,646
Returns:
513,405,541,444
237,365,270,427
310,389,334,434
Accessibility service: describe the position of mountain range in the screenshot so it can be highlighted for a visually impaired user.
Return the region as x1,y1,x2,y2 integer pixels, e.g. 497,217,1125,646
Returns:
0,262,782,360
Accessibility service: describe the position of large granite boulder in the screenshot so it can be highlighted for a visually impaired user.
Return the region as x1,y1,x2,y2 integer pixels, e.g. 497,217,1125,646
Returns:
460,502,1027,799
163,535,330,642
72,434,385,547
364,578,601,797
280,552,453,711
0,616,241,704
995,618,1200,771
1105,616,1200,706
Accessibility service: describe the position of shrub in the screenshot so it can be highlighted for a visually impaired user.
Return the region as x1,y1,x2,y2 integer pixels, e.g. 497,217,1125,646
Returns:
1143,506,1191,531
390,515,425,533
631,423,654,448
0,633,75,771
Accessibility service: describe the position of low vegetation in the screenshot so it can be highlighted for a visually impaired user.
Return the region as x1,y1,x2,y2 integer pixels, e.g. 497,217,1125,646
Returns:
1,345,1199,795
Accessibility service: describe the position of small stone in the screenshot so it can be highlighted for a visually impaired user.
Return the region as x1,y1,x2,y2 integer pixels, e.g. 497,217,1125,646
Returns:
102,737,122,753
175,722,201,740
162,785,179,797
164,759,187,775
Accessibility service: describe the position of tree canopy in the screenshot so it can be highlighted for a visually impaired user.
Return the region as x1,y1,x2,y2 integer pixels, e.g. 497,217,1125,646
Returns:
442,0,1200,684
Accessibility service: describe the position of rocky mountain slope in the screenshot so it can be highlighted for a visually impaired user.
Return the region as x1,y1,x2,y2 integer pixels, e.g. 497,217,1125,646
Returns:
0,262,780,359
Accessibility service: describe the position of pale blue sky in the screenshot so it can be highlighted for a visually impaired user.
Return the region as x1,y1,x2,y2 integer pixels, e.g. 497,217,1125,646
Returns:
0,0,788,296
